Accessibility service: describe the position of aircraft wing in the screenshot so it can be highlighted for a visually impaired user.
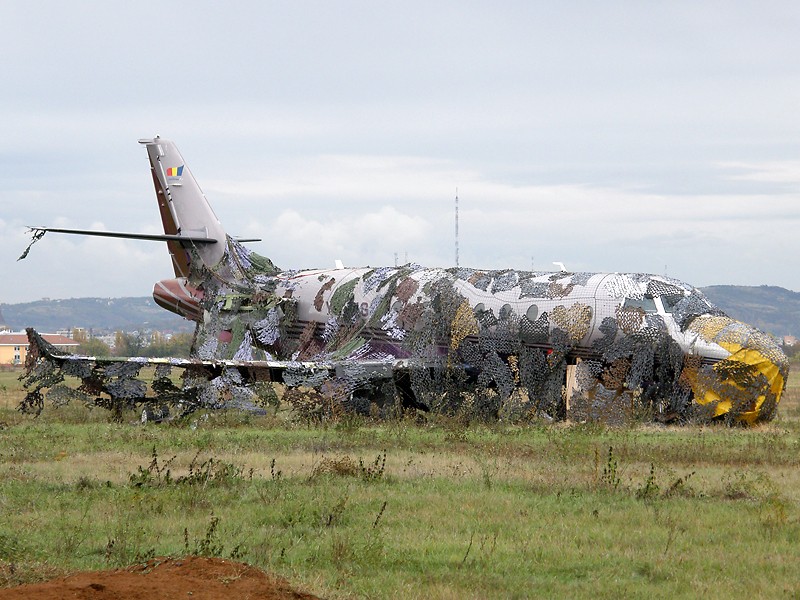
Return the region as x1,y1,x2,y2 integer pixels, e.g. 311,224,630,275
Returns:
20,328,414,418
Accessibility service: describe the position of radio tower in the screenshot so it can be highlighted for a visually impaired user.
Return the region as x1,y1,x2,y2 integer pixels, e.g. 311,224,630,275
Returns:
455,188,459,267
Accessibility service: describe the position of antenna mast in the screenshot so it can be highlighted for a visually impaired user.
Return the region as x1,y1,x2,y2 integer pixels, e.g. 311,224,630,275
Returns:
455,188,459,267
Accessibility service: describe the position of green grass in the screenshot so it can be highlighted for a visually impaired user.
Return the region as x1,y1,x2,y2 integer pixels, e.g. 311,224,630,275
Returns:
0,367,799,598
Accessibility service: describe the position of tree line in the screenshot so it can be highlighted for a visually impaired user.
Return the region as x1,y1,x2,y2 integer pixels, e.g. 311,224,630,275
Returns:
72,329,193,358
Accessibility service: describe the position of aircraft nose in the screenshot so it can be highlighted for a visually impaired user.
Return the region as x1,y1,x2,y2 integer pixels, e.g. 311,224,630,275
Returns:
686,316,789,423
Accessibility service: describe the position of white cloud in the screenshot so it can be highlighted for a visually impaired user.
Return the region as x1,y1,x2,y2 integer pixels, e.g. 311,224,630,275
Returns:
2,2,800,302
718,161,800,184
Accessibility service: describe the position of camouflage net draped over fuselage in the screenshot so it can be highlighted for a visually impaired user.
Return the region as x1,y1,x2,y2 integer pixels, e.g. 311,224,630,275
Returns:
20,240,789,425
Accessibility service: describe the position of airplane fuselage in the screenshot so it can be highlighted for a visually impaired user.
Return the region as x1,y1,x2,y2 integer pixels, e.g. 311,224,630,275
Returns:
20,137,789,424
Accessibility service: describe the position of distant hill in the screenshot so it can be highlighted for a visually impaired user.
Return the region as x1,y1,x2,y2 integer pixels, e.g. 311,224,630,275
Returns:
700,285,800,339
0,297,195,333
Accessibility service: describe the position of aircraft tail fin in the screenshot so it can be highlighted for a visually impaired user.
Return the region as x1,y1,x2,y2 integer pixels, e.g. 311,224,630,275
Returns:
138,137,228,278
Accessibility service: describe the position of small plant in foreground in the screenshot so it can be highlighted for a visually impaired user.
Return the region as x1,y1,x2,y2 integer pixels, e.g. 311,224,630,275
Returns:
372,500,388,529
311,450,387,482
129,446,176,487
664,471,696,498
324,495,349,528
636,463,660,500
358,450,386,482
270,457,282,481
183,515,243,559
722,470,773,501
181,450,251,487
599,445,620,490
129,448,249,488
311,456,359,479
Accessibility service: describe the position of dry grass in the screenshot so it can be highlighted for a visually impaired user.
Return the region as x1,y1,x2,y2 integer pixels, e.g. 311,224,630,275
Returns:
1,367,799,598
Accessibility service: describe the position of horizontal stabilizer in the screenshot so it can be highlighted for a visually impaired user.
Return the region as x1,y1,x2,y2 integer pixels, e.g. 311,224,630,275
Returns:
25,226,218,244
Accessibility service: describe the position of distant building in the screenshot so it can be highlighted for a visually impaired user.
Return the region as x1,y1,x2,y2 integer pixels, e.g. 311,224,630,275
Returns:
0,332,79,365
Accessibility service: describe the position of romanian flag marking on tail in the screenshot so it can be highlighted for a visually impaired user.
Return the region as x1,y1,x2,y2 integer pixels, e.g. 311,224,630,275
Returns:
167,165,184,177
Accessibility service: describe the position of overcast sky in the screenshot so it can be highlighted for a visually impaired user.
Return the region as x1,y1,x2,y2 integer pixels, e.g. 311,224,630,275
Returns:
2,1,799,304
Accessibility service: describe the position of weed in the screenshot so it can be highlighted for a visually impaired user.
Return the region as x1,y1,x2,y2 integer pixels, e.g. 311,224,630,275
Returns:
599,445,620,490
636,463,660,500
722,470,772,501
474,454,500,490
129,446,176,487
444,427,469,443
659,512,686,557
664,471,696,498
441,415,470,443
372,500,388,529
184,514,242,559
181,450,250,488
311,456,359,479
0,560,65,588
459,532,474,568
324,495,349,527
285,385,344,425
358,450,386,482
134,547,156,562
457,530,500,568
104,536,155,566
760,496,789,539
330,533,355,567
129,448,248,488
255,459,286,505
478,532,499,561
75,475,100,491
270,457,282,481
335,412,364,434
54,498,92,559
103,538,115,562
311,450,387,482
229,543,244,561
101,493,158,567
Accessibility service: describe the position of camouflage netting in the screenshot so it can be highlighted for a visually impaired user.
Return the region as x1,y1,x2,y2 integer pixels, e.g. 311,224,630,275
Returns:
20,240,789,425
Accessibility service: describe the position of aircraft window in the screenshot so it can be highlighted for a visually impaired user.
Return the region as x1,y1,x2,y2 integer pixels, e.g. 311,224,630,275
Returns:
660,294,683,313
499,304,513,320
474,303,486,314
623,297,656,313
525,304,539,322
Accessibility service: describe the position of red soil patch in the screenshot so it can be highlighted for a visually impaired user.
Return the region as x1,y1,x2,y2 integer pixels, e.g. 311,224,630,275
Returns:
0,556,322,600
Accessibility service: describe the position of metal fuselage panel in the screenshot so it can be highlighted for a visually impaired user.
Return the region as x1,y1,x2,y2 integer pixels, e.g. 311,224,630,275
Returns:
268,267,730,363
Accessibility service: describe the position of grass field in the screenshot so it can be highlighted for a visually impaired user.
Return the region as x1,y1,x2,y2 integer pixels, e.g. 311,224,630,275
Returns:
0,368,799,598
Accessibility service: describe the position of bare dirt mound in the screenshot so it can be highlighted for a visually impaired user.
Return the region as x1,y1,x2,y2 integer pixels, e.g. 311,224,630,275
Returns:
0,556,322,600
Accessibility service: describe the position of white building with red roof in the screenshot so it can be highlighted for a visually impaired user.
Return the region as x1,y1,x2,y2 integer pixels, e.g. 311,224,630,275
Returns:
0,332,79,365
